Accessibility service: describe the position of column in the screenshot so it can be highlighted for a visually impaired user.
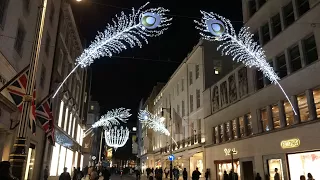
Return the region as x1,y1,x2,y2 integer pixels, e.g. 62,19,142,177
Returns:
278,101,287,128
267,106,274,130
291,95,301,124
306,89,317,120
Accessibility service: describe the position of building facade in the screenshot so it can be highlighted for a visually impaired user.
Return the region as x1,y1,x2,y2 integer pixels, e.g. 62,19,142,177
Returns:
47,1,89,179
203,0,320,179
0,0,62,179
142,40,234,177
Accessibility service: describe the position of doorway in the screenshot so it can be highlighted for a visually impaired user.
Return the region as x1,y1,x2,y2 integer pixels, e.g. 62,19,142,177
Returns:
242,161,254,180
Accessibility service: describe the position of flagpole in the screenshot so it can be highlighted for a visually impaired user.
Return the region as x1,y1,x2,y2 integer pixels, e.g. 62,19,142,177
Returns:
9,0,48,179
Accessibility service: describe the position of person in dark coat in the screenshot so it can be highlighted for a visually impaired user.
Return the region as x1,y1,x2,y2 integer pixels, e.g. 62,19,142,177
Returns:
205,169,210,180
59,167,71,180
104,168,111,180
0,161,17,180
223,171,229,180
255,173,262,180
183,168,188,180
192,168,201,180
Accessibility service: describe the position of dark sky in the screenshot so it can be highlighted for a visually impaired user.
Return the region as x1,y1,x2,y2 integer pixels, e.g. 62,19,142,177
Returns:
70,0,242,157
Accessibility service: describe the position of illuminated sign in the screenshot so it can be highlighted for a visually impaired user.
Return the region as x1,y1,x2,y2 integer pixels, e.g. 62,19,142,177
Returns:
224,148,238,156
280,138,300,149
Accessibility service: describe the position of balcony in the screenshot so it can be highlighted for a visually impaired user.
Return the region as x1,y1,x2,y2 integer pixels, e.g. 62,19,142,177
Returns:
160,133,205,154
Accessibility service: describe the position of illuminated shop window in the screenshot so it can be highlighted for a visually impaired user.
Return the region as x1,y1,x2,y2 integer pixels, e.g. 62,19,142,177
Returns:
268,159,284,180
58,146,66,175
313,89,320,118
260,108,269,131
50,143,60,176
58,101,64,127
65,149,73,174
232,119,238,139
68,113,73,135
288,151,320,180
72,118,76,138
239,116,244,137
284,100,294,126
297,93,309,122
214,127,219,144
219,124,224,142
246,113,253,135
64,108,69,131
225,122,230,141
272,104,280,129
217,161,241,180
74,151,78,168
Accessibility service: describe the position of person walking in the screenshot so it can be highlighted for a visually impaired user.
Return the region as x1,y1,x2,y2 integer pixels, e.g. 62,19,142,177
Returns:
205,169,210,180
183,168,188,180
307,173,315,180
59,167,71,180
255,173,262,180
192,168,201,180
274,168,280,180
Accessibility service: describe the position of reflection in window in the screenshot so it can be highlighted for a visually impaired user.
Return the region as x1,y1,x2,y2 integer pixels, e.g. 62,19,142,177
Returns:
232,119,238,139
247,113,253,135
215,127,219,144
225,122,230,141
313,89,320,118
239,117,244,137
220,124,224,142
284,100,294,126
272,104,280,129
261,108,269,131
297,93,309,122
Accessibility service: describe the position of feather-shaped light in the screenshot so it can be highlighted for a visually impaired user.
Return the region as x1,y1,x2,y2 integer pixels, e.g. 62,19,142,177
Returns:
53,2,172,98
195,12,297,115
138,110,170,136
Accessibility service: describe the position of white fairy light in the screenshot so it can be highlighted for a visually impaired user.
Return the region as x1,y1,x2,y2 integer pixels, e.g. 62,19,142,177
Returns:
55,130,73,148
92,108,131,128
53,2,172,98
194,11,297,115
104,126,130,151
138,110,170,136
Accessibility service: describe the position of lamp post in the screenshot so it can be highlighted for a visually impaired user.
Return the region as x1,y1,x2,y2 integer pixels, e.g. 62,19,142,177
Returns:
230,150,234,180
161,107,172,180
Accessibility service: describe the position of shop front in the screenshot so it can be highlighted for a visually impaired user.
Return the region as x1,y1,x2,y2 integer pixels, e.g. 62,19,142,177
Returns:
190,152,204,176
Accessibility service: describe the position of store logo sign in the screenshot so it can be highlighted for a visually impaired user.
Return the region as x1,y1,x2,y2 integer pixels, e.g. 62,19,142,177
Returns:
280,138,300,149
224,148,238,156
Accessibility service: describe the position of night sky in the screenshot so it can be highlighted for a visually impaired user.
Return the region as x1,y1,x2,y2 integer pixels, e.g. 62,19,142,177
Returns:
70,0,242,157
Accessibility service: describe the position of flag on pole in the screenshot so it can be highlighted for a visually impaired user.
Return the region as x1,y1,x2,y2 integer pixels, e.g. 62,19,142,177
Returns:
29,88,36,135
0,65,30,111
36,93,55,145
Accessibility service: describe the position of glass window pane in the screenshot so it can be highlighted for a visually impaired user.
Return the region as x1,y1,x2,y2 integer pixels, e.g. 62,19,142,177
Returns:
261,108,269,131
58,146,66,175
284,100,294,126
50,143,60,176
58,101,64,127
220,124,224,141
215,127,219,144
272,104,281,129
276,54,287,78
232,119,238,139
247,113,253,135
248,0,257,17
261,22,270,45
297,93,309,122
239,117,245,137
225,123,230,141
64,108,69,131
256,70,264,90
271,13,281,37
289,45,302,72
304,35,318,65
296,0,310,17
313,89,320,118
283,2,295,28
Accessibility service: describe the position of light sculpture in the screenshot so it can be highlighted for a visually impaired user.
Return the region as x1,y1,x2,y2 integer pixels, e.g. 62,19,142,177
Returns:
53,2,172,98
138,110,170,136
195,12,297,115
104,126,130,151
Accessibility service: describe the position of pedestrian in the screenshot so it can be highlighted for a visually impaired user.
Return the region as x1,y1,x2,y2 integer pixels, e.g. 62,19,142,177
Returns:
173,167,179,180
72,168,78,180
0,161,17,180
44,166,49,180
183,168,188,180
90,169,99,180
205,169,210,180
77,167,84,180
165,168,169,178
300,175,306,180
255,173,262,180
307,173,315,180
274,168,280,180
192,168,201,180
59,167,71,180
135,168,141,180
104,168,111,180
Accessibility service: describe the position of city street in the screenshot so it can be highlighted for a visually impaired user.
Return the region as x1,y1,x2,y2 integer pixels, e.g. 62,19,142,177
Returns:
99,175,136,180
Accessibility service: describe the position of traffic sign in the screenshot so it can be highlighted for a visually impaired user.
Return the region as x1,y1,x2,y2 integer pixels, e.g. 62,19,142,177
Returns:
92,156,96,160
168,155,175,161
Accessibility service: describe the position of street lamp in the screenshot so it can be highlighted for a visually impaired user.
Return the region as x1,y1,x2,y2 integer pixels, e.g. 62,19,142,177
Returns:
161,107,173,180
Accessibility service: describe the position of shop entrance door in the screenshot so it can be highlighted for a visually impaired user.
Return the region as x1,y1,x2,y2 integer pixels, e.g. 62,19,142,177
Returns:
242,161,254,180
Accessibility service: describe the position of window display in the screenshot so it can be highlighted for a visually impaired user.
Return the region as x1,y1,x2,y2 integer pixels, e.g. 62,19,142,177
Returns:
217,161,241,180
267,159,284,180
288,151,320,180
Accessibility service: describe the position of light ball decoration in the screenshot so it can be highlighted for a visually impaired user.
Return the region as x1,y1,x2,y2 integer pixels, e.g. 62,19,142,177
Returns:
104,126,130,151
194,11,297,115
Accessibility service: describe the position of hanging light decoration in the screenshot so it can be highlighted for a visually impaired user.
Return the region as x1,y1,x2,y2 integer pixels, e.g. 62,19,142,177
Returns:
138,110,170,136
104,126,130,151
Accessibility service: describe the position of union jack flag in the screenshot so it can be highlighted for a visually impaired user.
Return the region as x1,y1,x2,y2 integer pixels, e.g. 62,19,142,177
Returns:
36,94,55,145
29,88,36,135
0,65,30,112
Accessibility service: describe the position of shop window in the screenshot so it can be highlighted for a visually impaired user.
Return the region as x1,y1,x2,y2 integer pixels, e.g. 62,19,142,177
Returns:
248,0,257,17
271,13,281,38
239,116,245,137
64,108,69,131
261,22,270,45
217,161,241,180
225,122,230,141
272,104,281,129
215,127,219,144
261,108,269,131
25,144,36,180
50,143,60,176
276,54,287,79
313,89,320,118
58,146,66,175
58,101,64,127
289,45,302,73
65,149,73,175
232,119,238,139
297,93,309,122
268,159,284,180
288,151,320,180
304,35,318,65
246,113,253,135
283,2,295,28
296,0,310,17
220,124,224,142
284,100,295,126
256,69,264,90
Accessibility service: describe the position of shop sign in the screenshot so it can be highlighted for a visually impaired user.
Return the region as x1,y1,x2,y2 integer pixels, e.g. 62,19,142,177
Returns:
280,138,300,149
224,148,238,156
